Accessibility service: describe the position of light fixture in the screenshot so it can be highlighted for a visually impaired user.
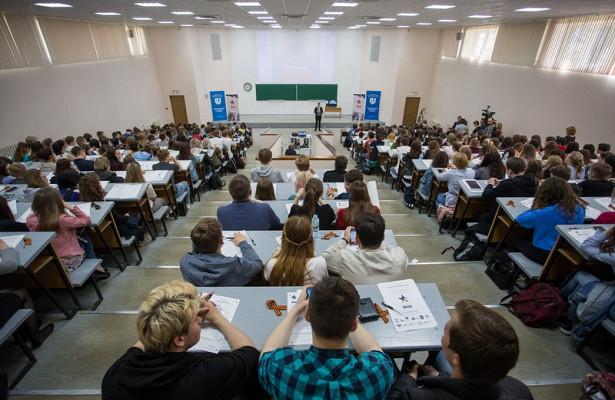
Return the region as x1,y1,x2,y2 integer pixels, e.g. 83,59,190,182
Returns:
319,17,335,20
355,24,366,27
417,22,432,25
379,18,396,21
248,11,268,14
158,21,173,24
34,2,72,7
438,19,456,22
468,14,492,18
315,20,329,23
324,11,344,15
397,13,419,17
257,16,273,19
194,16,212,20
310,25,321,28
181,24,193,26
172,11,194,15
347,27,358,29
133,17,152,20
263,20,276,23
397,25,410,28
135,3,166,7
271,24,281,28
234,2,260,6
96,12,121,16
515,7,550,12
366,21,380,24
425,5,455,9
332,2,358,6
211,20,225,23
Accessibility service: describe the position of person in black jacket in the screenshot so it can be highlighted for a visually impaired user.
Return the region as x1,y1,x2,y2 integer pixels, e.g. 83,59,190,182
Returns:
387,299,533,400
578,162,614,197
314,102,323,131
466,157,538,236
102,280,263,400
322,155,348,183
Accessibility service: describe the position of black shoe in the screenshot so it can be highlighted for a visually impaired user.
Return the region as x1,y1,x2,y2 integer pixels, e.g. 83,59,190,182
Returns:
555,315,573,335
94,270,111,279
32,323,54,348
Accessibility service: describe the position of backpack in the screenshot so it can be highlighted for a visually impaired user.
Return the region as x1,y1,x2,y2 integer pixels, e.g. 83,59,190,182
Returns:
233,153,245,169
226,157,238,174
206,172,225,190
442,235,484,261
403,186,415,209
500,283,566,327
581,371,615,400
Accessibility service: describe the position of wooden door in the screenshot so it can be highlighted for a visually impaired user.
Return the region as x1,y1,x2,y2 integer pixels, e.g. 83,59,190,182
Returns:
170,95,188,125
402,97,421,126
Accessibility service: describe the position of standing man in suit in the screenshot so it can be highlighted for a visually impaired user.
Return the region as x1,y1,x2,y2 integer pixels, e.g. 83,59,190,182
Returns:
314,102,323,131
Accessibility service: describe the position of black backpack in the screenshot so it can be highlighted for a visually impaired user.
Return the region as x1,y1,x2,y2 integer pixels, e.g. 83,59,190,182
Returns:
443,235,484,261
206,172,225,190
403,186,415,209
226,157,238,174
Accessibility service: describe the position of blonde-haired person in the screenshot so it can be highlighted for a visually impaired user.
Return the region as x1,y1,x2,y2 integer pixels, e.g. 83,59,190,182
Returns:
264,216,328,286
125,162,166,214
189,137,203,156
289,178,335,230
542,155,563,179
102,280,260,399
336,181,380,230
436,152,475,209
565,151,585,180
26,187,109,278
288,170,312,200
288,155,318,183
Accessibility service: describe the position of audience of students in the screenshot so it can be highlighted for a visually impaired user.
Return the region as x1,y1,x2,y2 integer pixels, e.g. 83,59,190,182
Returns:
289,178,335,230
335,181,380,230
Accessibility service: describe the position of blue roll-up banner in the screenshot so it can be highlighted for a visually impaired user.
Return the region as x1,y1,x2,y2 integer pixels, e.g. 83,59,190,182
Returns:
364,91,381,121
210,91,227,122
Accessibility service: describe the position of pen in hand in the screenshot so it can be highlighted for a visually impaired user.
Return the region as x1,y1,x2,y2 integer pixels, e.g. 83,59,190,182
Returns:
201,291,215,301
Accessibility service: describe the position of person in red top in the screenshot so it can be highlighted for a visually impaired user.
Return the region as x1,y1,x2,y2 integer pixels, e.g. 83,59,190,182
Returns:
26,187,109,278
336,181,380,230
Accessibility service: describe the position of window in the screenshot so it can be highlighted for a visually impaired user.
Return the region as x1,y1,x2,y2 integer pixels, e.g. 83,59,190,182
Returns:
491,21,546,66
0,13,47,70
37,18,98,64
539,14,615,75
460,25,498,62
90,23,131,60
441,28,460,58
127,26,148,56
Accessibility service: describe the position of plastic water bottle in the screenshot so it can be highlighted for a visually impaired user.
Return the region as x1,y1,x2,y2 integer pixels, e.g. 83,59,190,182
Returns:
311,215,319,238
419,152,424,160
502,152,509,162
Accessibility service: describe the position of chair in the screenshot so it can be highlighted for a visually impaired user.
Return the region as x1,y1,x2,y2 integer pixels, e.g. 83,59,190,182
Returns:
121,236,142,265
0,310,36,389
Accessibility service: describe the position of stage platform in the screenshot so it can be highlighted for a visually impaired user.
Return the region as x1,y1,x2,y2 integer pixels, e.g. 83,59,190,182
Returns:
238,114,382,129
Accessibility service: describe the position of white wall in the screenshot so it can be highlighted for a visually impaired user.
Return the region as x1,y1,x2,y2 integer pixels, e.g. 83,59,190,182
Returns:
426,57,615,146
0,56,164,144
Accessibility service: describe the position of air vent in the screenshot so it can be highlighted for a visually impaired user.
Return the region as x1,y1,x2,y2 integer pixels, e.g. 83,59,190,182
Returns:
370,35,381,62
210,33,222,61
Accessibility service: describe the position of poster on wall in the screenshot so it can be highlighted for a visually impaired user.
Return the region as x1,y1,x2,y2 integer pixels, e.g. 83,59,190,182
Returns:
210,91,227,122
364,91,381,121
226,94,240,122
352,93,365,121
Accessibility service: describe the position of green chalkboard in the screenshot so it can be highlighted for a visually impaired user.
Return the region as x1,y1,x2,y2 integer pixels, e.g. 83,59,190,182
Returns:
255,84,296,100
297,84,337,101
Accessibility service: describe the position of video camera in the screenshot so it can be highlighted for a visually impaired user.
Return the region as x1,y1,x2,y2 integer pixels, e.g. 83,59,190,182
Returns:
481,105,496,120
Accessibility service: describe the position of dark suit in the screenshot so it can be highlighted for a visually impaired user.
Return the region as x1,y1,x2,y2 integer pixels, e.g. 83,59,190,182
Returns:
314,106,323,130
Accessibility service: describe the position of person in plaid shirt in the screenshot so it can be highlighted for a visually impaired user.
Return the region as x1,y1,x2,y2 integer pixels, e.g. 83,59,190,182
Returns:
258,277,394,399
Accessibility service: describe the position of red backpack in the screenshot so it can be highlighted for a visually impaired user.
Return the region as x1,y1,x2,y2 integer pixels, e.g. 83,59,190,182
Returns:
500,283,566,327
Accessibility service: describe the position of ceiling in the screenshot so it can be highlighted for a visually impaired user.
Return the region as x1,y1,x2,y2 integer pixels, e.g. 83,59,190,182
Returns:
1,0,614,30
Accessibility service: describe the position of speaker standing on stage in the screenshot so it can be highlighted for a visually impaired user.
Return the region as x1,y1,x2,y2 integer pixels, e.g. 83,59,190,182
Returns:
314,103,323,131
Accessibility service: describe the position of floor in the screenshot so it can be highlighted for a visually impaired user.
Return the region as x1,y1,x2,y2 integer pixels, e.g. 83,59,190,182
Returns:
0,123,605,399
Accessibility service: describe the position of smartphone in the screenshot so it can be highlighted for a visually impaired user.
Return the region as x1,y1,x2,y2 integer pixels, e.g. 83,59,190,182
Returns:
467,180,481,190
349,229,357,245
306,288,312,299
358,297,379,322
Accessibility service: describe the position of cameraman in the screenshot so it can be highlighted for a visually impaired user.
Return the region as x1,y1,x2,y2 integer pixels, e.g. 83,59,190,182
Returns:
483,117,497,138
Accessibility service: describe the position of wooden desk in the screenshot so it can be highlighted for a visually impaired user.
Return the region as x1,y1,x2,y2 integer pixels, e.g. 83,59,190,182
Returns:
450,180,494,237
104,183,157,239
324,106,342,118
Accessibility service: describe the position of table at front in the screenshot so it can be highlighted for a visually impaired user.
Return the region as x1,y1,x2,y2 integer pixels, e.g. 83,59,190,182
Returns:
195,284,448,354
324,106,342,118
238,230,397,262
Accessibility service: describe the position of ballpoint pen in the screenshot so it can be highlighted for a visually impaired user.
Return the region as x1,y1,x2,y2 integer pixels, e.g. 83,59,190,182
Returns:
201,291,214,301
246,233,255,245
381,302,404,316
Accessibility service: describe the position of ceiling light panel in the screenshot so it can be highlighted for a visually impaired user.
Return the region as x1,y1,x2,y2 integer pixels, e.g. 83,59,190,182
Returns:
515,7,550,12
135,3,166,7
398,13,419,17
171,11,194,15
234,2,260,6
332,2,358,6
34,2,72,7
425,5,455,9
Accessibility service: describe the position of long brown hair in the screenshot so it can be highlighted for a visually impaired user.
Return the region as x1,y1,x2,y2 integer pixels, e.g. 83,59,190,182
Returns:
532,176,582,219
267,216,314,286
23,169,48,188
344,181,376,225
31,187,65,232
125,162,146,183
302,178,323,219
79,173,106,201
599,228,615,254
255,178,275,200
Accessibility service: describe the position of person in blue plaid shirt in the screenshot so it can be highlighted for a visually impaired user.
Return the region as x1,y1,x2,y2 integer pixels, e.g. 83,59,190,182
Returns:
258,277,394,399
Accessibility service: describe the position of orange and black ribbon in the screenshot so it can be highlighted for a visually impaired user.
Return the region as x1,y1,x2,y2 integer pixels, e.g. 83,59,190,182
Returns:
266,300,287,317
374,303,390,323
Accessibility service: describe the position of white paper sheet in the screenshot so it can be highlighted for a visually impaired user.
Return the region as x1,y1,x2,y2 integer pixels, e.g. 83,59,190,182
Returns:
221,230,247,258
144,171,167,182
336,201,349,210
377,279,438,332
585,206,602,220
287,290,312,346
66,203,91,218
106,184,141,199
137,161,156,171
422,159,433,167
520,198,534,208
594,197,613,210
335,182,346,194
8,200,17,217
16,207,33,223
567,228,598,245
0,234,25,248
190,294,240,354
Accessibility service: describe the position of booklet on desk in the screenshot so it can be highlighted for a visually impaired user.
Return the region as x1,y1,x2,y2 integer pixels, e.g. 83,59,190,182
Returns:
377,279,437,333
287,289,312,346
190,294,240,354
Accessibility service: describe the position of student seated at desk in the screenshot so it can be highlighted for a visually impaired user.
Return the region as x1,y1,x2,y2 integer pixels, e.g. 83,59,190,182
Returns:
217,175,281,231
288,171,311,201
264,216,327,286
284,143,297,156
511,177,586,264
579,163,615,197
326,169,363,200
288,155,318,184
93,157,124,184
255,178,276,200
289,178,335,230
36,148,56,173
322,155,347,183
153,149,191,211
57,169,81,201
72,146,94,172
251,148,285,183
26,187,109,278
436,153,475,210
335,181,380,230
106,147,124,172
125,162,166,214
18,169,49,202
176,142,198,183
473,150,506,180
418,151,449,199
0,239,55,349
180,218,262,286
258,278,394,399
324,213,407,285
0,196,27,232
548,165,582,196
388,299,532,400
7,163,26,184
102,280,261,400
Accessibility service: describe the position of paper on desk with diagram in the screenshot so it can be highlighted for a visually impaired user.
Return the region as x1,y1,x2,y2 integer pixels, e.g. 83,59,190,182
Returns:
568,227,599,245
378,279,437,333
519,198,534,208
221,231,247,258
0,234,25,248
287,290,312,346
336,201,349,210
106,184,141,199
190,294,240,354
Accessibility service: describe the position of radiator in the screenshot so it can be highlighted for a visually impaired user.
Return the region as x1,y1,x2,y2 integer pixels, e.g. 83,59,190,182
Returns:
0,143,18,159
